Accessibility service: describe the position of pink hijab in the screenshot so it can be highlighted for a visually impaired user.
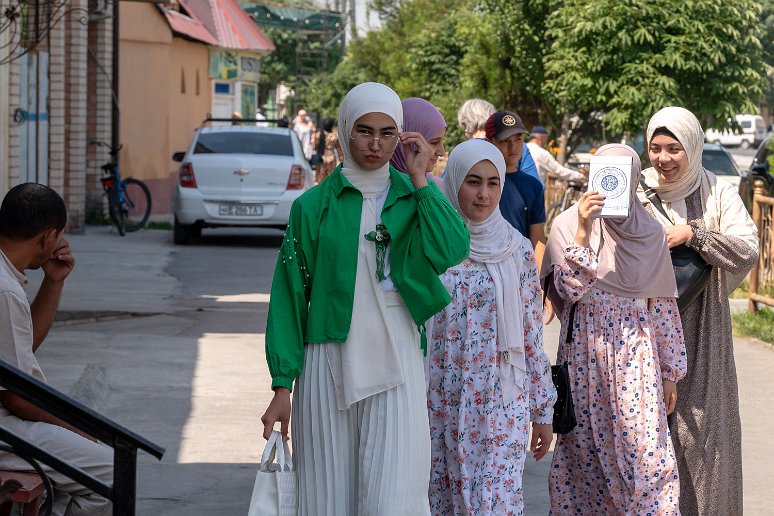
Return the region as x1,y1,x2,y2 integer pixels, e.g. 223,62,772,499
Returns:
541,144,677,313
390,98,446,185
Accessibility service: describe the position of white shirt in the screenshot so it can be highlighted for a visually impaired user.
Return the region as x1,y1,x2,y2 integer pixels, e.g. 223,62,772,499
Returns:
526,141,586,184
0,251,47,416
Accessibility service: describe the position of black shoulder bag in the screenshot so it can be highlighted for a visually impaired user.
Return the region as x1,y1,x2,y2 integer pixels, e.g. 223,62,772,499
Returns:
543,275,577,434
639,176,712,312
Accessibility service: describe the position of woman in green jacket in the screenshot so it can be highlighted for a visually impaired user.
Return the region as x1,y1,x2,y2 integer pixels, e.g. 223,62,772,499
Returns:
260,82,469,515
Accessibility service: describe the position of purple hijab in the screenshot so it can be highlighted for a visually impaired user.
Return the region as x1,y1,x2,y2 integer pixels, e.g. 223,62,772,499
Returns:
390,98,447,176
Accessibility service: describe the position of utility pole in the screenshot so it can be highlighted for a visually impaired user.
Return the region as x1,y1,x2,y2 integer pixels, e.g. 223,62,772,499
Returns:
111,0,120,153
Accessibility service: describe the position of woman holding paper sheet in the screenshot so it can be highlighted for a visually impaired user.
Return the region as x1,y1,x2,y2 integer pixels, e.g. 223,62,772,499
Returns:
543,144,687,514
638,106,758,515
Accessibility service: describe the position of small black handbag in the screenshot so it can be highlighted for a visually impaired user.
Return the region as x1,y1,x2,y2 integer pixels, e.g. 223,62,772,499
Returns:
551,361,577,434
544,275,577,434
670,243,713,312
640,177,713,312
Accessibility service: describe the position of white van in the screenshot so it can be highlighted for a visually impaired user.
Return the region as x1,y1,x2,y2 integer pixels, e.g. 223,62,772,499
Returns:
705,114,766,149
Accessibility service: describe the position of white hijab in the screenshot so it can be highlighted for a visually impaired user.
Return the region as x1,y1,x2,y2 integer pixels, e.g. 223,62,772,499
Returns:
638,106,758,291
442,138,529,405
338,82,403,196
327,82,406,409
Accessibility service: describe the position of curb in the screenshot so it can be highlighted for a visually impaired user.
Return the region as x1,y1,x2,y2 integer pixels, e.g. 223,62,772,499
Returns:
54,311,163,326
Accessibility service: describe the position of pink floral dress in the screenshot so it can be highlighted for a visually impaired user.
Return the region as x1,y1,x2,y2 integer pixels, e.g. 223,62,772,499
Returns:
427,243,556,516
548,243,687,515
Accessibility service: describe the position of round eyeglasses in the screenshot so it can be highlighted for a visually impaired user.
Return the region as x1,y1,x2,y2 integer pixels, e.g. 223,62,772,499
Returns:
350,131,399,150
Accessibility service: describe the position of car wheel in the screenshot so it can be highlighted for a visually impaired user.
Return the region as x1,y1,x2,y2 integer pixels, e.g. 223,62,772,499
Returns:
740,140,750,150
173,217,194,245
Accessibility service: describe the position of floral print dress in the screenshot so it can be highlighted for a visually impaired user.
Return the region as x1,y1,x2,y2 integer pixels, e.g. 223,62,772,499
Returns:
548,243,687,515
427,242,556,516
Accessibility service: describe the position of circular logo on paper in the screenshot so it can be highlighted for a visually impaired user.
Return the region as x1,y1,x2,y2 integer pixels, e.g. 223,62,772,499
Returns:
593,166,627,199
502,115,517,126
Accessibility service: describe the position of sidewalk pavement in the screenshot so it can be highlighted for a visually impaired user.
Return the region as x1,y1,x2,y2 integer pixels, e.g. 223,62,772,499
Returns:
22,226,774,514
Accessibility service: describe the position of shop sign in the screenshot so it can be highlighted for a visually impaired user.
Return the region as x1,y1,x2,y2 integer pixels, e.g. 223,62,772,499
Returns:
209,50,261,82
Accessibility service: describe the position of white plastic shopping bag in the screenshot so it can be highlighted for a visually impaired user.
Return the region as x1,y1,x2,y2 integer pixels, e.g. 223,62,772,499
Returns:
247,430,297,516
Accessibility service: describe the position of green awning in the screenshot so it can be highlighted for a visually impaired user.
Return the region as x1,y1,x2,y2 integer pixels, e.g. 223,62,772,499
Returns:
240,4,345,32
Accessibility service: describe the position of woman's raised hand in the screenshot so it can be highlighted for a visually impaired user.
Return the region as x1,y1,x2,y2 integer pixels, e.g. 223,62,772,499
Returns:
399,132,432,188
575,191,606,247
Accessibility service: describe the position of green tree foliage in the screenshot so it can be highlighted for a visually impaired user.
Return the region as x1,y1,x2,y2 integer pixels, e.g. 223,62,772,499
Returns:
543,0,768,135
459,1,551,123
761,0,774,109
300,56,370,118
303,0,469,139
310,0,769,147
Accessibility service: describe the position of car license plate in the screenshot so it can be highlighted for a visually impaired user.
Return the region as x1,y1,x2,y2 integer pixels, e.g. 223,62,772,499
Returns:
219,203,263,216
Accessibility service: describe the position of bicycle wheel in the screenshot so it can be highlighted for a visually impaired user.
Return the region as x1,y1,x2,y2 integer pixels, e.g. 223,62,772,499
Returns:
121,178,152,232
545,201,563,236
107,186,126,236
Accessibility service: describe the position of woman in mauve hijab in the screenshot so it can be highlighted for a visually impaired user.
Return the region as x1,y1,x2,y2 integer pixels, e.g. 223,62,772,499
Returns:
261,82,469,515
390,97,447,186
638,107,758,515
543,144,687,514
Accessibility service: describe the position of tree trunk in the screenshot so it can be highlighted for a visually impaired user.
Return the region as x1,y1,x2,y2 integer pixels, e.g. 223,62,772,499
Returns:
557,112,572,165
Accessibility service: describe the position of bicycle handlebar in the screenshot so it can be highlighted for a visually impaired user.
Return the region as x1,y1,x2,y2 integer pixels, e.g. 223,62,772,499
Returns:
89,141,122,155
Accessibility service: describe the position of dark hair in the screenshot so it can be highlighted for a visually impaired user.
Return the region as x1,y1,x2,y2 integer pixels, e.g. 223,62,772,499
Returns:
651,126,679,142
322,117,334,132
0,183,67,240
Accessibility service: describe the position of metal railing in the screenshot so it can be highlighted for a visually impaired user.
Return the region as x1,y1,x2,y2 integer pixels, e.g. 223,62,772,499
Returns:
749,179,774,312
0,359,164,515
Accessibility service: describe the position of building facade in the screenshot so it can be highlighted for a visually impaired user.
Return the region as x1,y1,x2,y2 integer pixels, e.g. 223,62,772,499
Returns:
0,2,114,232
0,0,273,228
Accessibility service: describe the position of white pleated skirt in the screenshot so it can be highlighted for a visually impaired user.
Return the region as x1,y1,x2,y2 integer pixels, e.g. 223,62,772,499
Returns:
292,292,431,516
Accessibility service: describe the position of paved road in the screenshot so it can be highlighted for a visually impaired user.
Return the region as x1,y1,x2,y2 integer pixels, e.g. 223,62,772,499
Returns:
24,226,774,514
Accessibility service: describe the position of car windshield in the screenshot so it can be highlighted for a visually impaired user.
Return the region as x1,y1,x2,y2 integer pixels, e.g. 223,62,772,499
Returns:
194,132,294,156
702,150,738,176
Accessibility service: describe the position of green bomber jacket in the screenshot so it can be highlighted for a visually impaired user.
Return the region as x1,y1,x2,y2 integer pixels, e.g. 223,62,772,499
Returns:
265,165,469,390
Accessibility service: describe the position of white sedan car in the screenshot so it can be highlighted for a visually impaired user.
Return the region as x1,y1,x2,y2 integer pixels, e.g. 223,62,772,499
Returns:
172,125,314,244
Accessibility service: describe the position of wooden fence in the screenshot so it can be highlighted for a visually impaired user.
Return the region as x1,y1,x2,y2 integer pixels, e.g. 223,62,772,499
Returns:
749,179,774,312
545,174,566,210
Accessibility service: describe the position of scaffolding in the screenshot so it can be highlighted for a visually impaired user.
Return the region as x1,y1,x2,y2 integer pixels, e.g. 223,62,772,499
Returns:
241,1,348,80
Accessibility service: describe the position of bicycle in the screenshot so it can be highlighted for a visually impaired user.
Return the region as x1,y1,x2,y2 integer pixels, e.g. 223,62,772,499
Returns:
91,141,152,235
545,178,586,234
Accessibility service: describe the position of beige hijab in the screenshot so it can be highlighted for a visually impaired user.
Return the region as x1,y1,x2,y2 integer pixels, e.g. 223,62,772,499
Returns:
441,138,527,405
637,106,719,227
541,144,677,314
637,106,758,291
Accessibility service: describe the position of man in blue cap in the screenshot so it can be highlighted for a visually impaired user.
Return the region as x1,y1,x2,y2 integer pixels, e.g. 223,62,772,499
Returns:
526,126,586,185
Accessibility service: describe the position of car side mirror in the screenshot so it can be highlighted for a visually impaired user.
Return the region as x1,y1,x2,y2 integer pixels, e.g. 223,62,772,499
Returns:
172,151,186,162
750,163,768,176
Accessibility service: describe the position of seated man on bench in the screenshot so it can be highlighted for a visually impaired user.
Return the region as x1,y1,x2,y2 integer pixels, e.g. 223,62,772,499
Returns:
0,183,112,515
